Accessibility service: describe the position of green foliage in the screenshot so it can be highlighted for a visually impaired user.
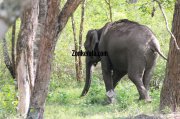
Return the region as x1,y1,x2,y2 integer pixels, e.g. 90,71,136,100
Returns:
44,78,162,119
0,78,17,118
0,20,20,118
116,80,137,109
84,76,105,104
47,91,71,104
45,0,174,118
0,0,176,118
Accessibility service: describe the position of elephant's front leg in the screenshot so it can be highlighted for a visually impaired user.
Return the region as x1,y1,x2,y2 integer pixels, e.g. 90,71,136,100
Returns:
101,57,115,103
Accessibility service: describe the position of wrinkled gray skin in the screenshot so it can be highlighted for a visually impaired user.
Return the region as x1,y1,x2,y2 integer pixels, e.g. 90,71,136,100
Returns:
81,19,166,103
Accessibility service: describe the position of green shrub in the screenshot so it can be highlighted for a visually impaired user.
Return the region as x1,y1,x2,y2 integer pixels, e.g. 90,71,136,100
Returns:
0,78,17,118
84,76,105,104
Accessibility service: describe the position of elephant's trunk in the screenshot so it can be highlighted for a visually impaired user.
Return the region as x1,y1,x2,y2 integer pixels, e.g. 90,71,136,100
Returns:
81,57,92,97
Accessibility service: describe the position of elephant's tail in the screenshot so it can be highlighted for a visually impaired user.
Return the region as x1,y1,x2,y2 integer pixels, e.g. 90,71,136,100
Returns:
150,36,167,60
155,49,167,60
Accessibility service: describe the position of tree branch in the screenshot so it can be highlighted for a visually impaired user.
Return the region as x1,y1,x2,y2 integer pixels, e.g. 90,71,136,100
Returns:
155,0,180,50
57,0,82,35
71,15,80,81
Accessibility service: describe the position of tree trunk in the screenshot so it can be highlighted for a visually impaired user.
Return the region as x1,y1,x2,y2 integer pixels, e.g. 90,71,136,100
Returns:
28,0,82,118
12,22,16,79
33,0,47,79
78,0,86,81
105,0,113,22
16,0,39,117
27,1,60,118
71,15,80,81
160,0,180,112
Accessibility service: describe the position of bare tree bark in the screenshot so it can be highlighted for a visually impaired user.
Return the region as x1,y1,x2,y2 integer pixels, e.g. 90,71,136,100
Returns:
33,0,48,79
28,0,60,117
27,0,82,118
105,0,113,22
71,15,80,81
16,0,39,117
0,0,31,38
160,0,180,112
78,0,86,81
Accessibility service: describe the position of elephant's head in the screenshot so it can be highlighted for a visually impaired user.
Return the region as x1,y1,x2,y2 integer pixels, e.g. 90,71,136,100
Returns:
81,29,101,96
84,30,101,65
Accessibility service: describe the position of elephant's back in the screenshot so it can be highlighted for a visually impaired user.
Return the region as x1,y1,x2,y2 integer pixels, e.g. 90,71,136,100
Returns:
99,20,158,71
104,21,157,51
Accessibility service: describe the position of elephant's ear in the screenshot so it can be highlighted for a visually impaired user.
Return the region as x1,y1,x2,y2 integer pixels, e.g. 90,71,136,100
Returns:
90,30,98,51
84,30,99,51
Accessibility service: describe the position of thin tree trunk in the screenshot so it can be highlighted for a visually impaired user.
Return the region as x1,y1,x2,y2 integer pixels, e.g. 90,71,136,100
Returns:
16,0,39,117
71,15,80,81
12,22,16,79
1,21,16,79
78,0,86,81
105,0,112,22
2,38,14,78
28,0,82,118
160,0,180,112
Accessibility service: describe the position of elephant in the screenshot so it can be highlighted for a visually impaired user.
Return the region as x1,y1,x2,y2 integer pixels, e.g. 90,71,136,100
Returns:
81,19,166,103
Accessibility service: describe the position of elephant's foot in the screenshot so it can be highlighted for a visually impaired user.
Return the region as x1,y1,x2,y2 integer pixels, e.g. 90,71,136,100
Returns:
139,95,152,103
107,96,117,104
106,90,116,104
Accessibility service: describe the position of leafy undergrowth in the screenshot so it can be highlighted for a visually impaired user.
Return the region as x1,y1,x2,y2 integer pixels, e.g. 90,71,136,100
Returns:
0,77,17,119
45,77,161,119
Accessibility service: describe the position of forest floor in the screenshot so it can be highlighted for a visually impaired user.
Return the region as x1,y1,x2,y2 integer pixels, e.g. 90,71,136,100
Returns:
2,77,179,119
44,79,165,119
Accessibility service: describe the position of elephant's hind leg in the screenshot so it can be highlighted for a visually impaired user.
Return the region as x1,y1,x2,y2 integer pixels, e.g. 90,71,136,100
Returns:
143,66,155,91
128,58,151,102
143,52,158,90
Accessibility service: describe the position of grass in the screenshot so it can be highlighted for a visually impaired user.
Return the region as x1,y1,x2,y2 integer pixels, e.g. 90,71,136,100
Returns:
0,59,164,119
44,76,161,119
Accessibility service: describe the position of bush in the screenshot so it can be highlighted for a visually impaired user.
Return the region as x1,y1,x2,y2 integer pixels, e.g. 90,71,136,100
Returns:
0,78,17,118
